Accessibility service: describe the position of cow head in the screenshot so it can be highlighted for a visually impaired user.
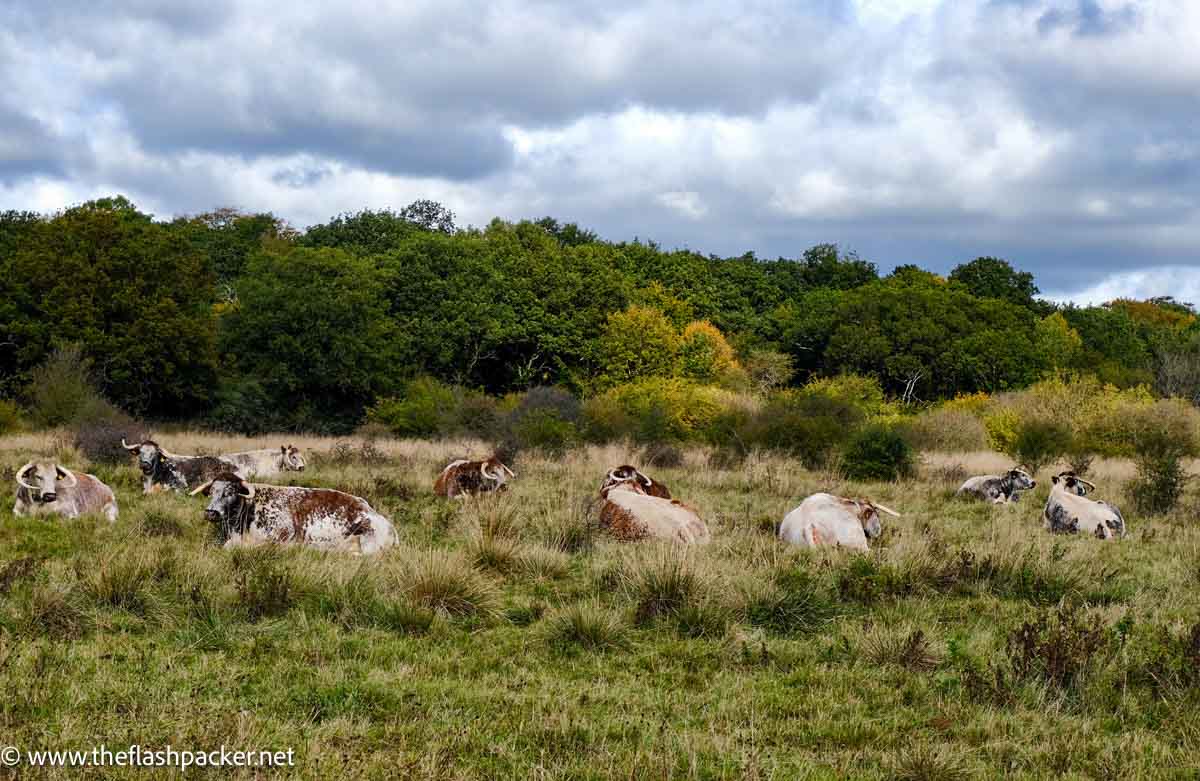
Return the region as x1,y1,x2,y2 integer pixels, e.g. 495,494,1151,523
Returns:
602,465,650,494
854,499,901,539
1007,468,1036,492
481,457,515,488
15,461,77,503
190,472,256,539
123,439,163,475
280,445,306,471
1052,472,1094,496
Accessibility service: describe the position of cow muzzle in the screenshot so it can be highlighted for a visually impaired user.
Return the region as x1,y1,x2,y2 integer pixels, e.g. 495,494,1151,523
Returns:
39,491,57,503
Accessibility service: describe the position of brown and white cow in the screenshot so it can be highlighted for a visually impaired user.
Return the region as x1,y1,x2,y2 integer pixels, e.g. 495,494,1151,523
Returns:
13,461,119,521
190,472,397,554
222,445,306,478
778,493,901,552
123,439,239,494
603,465,671,499
597,472,709,544
433,456,515,498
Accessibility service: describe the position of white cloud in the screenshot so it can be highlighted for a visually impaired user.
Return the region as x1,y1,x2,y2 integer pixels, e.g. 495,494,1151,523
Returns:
1046,266,1200,306
657,190,708,220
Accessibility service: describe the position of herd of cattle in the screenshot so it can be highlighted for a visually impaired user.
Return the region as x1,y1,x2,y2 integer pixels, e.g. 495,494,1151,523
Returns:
9,440,1128,554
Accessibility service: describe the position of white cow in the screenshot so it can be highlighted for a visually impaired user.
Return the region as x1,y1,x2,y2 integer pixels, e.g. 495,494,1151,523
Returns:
13,461,119,521
1043,473,1126,539
779,493,900,552
598,480,709,544
222,445,306,478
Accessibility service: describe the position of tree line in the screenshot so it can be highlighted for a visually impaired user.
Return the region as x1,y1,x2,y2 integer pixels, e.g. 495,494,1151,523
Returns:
1,195,1197,433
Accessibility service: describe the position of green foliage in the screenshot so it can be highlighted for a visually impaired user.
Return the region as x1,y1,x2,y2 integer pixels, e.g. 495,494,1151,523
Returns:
949,256,1042,310
221,245,403,431
368,376,464,438
25,344,103,428
0,399,21,435
840,424,915,481
502,388,581,455
599,378,735,444
1010,419,1073,473
1122,401,1199,514
598,306,679,387
0,198,217,415
739,386,864,468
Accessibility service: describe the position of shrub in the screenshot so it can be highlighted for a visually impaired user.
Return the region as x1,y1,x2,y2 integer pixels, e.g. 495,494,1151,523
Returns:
73,412,149,465
579,395,633,443
543,601,628,652
740,388,863,468
677,320,741,386
600,378,737,444
803,374,886,418
399,550,499,619
840,424,915,482
1006,605,1108,691
26,344,101,427
640,442,684,468
0,398,22,435
1009,419,1072,473
1123,401,1199,514
366,376,477,438
743,349,795,395
506,409,577,455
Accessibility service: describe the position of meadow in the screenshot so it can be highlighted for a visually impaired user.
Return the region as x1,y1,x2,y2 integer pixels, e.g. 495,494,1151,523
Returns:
1,431,1198,779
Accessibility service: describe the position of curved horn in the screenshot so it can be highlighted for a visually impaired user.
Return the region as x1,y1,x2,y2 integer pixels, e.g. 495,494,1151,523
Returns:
1012,467,1033,478
606,468,622,482
238,480,255,501
121,438,142,452
55,465,78,488
15,462,37,491
500,463,515,478
872,502,901,517
480,463,497,482
189,479,215,497
1077,478,1097,490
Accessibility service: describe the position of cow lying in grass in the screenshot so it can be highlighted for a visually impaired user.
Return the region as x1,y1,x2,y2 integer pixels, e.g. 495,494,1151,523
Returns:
603,465,671,499
190,472,397,553
779,493,901,552
222,445,306,478
1043,472,1126,539
597,469,708,544
434,457,515,498
13,461,119,521
957,468,1036,504
123,439,238,494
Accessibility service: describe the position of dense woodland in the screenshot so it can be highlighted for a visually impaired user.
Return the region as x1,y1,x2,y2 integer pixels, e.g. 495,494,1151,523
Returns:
1,196,1198,435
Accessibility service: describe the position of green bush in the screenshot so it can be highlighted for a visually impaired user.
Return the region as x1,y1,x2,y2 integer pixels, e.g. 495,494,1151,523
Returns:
210,377,280,435
600,378,736,445
500,387,580,454
840,424,915,481
1123,401,1198,514
741,389,863,468
367,376,480,438
579,395,633,443
26,344,104,428
0,398,22,435
900,406,988,452
1009,419,1072,473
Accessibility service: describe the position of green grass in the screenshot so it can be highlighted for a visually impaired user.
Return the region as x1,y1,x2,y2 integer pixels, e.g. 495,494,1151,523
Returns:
0,434,1198,778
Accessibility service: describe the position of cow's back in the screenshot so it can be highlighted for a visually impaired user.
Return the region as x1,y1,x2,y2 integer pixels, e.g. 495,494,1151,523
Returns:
780,494,867,551
602,488,709,544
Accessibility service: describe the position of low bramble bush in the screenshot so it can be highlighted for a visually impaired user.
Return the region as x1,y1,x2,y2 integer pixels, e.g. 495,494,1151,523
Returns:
840,424,915,481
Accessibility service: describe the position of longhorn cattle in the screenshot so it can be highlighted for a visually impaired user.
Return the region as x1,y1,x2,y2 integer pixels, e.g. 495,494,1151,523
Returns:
13,461,119,521
957,468,1037,504
602,465,671,499
779,493,901,552
1043,473,1125,539
222,445,306,478
597,475,709,544
190,472,398,553
433,457,515,498
123,439,239,494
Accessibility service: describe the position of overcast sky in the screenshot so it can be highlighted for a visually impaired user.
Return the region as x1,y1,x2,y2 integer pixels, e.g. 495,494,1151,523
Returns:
1,0,1197,303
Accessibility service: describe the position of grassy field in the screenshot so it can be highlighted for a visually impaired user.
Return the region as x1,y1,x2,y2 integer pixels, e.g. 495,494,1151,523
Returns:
1,431,1199,779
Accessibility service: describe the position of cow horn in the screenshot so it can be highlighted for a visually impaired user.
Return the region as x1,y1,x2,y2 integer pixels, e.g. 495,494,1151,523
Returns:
121,438,141,451
480,463,497,482
15,462,37,491
500,463,515,478
238,480,255,501
1077,478,1097,490
872,502,901,517
189,479,215,497
55,465,78,488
